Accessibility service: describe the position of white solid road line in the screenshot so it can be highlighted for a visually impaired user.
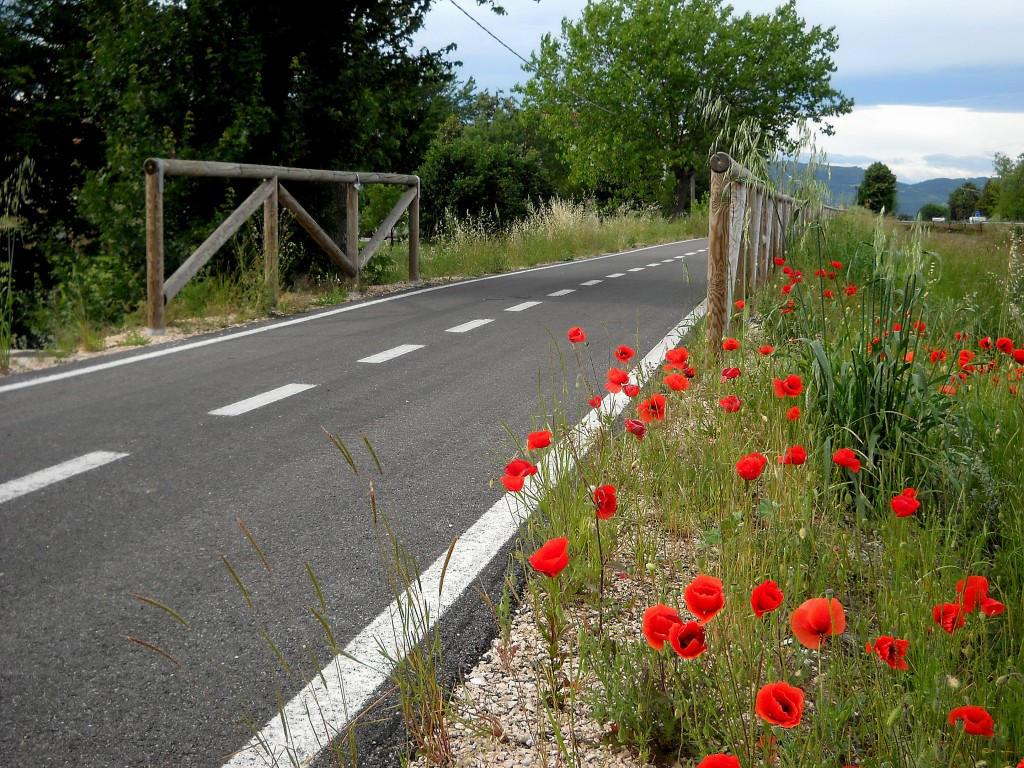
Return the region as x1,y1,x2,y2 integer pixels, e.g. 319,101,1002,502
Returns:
627,267,645,272
547,289,575,297
445,318,494,334
605,272,626,278
208,383,317,416
0,238,705,396
505,301,542,312
221,298,709,768
357,344,425,364
0,451,129,505
579,279,602,286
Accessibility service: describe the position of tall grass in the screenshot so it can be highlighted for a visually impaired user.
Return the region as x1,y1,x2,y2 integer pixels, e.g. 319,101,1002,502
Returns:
464,208,1024,766
1,157,35,370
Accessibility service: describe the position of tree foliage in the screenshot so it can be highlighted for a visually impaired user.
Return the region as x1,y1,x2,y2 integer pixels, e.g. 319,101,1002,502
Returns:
917,202,948,221
856,162,897,214
947,181,980,221
993,153,1024,221
522,0,852,213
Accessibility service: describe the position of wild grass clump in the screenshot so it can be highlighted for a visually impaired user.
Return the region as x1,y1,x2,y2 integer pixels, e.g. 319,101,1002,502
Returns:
478,208,1023,766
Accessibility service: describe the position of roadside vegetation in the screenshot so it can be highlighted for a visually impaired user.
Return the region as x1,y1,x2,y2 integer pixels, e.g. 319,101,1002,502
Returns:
392,208,1024,766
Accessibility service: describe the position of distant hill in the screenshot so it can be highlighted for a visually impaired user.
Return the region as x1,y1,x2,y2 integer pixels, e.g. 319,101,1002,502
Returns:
779,163,991,217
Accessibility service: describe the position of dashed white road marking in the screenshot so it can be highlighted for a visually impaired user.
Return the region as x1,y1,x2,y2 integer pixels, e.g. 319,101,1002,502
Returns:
220,298,710,768
547,289,575,297
645,263,661,267
628,267,645,272
606,272,626,278
209,383,317,416
0,451,129,505
0,238,706,395
445,319,494,334
674,255,686,260
357,344,425,364
505,301,542,312
661,259,674,263
579,279,603,286
684,251,697,256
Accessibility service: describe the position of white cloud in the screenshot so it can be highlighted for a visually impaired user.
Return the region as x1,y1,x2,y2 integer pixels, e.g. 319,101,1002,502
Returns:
815,105,1024,181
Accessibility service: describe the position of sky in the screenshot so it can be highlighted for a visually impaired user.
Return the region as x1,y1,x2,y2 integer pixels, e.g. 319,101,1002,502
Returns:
411,0,1024,183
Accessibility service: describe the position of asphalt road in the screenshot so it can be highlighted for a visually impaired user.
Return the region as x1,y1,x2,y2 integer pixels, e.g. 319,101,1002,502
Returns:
0,238,708,767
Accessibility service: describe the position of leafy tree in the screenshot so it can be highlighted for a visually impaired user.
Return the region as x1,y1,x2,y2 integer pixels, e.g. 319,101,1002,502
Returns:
857,162,897,214
948,181,981,221
993,153,1024,221
418,109,556,235
977,177,1000,217
918,203,948,220
522,0,852,213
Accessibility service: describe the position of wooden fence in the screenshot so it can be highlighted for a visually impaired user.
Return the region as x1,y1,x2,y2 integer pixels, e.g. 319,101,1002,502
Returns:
143,158,421,333
705,151,839,355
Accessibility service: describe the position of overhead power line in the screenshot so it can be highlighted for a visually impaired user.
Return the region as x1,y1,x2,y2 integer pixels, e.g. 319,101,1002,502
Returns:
447,0,531,67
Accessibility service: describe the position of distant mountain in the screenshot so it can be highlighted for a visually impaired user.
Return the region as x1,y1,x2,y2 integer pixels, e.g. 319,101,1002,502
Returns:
779,163,990,217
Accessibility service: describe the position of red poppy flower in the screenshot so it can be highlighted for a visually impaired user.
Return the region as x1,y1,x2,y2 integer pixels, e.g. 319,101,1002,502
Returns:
684,574,725,624
956,576,989,611
567,326,586,344
866,635,909,670
592,484,618,520
845,284,858,296
930,349,947,364
824,289,835,299
723,337,741,351
528,537,568,577
996,337,1014,354
893,322,903,332
719,395,742,413
755,682,804,728
890,487,920,517
735,452,768,481
625,418,646,440
606,367,629,393
779,445,806,465
526,430,552,451
781,283,793,295
784,265,794,276
697,756,740,768
684,366,697,378
981,596,1005,616
954,330,964,341
668,620,707,659
664,373,690,391
933,602,966,633
734,299,745,310
829,259,842,269
501,458,538,492
786,406,801,421
638,393,666,422
614,344,635,362
947,705,994,737
758,344,775,356
790,597,846,649
623,383,640,398
642,603,681,650
772,374,803,398
751,580,784,618
589,394,603,408
774,257,785,266
913,320,927,334
958,349,976,369
664,347,690,370
1014,349,1024,365
832,448,861,473
721,367,741,382
979,336,992,350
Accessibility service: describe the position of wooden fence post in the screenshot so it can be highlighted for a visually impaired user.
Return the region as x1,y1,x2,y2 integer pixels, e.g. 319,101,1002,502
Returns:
145,160,165,334
725,183,748,318
706,154,731,358
346,182,360,290
742,188,761,299
263,177,279,308
409,180,420,282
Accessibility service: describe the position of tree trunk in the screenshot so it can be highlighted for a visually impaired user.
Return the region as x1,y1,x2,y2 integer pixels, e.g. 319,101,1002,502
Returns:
672,166,694,216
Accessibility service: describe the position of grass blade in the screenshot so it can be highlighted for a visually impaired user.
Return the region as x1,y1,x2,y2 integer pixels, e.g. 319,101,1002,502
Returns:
127,635,180,666
127,592,191,629
238,516,272,574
